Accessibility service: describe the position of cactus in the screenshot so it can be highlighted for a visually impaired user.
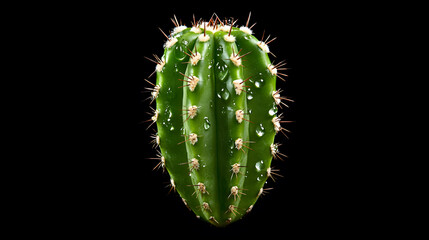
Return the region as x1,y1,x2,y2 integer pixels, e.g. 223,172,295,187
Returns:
145,14,292,226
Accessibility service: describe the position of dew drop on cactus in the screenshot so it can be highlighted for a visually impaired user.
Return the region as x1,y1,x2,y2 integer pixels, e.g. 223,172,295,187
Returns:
145,13,293,227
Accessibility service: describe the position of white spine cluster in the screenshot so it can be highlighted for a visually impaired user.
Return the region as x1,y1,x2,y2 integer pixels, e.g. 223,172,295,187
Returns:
165,37,178,48
257,41,270,53
188,105,198,119
190,52,201,66
155,57,165,72
268,64,278,75
272,90,281,105
172,25,187,35
151,110,159,122
272,117,281,133
240,26,253,35
230,53,241,67
190,26,202,33
221,25,231,32
235,110,244,123
224,34,236,42
198,34,210,42
188,76,199,92
235,138,243,150
233,79,243,95
189,133,198,145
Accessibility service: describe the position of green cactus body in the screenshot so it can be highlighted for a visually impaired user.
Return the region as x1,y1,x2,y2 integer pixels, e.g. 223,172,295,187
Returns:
148,16,289,226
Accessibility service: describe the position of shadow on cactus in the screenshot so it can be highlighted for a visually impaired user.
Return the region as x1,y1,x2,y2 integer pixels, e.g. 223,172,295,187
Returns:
144,13,293,227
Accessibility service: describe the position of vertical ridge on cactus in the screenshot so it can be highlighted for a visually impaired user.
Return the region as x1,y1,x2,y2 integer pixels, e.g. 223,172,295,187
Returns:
145,14,292,226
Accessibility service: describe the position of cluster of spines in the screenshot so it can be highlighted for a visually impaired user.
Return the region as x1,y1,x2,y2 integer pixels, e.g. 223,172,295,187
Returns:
144,13,293,226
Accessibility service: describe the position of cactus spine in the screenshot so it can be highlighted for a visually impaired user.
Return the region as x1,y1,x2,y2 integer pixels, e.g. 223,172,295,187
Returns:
146,14,292,226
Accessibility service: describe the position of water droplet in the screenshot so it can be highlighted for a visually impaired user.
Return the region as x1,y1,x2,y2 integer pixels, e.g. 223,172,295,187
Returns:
247,95,253,100
216,45,223,56
221,106,226,115
222,89,230,100
255,81,260,88
218,88,230,100
268,107,278,116
215,60,228,81
256,123,265,137
174,40,187,60
203,117,211,130
170,126,174,131
257,173,264,182
255,160,264,172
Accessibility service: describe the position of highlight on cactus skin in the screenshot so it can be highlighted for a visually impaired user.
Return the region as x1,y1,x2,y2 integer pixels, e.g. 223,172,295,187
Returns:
144,13,293,227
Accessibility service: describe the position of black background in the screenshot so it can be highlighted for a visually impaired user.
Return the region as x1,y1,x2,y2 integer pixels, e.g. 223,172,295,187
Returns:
48,2,374,238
